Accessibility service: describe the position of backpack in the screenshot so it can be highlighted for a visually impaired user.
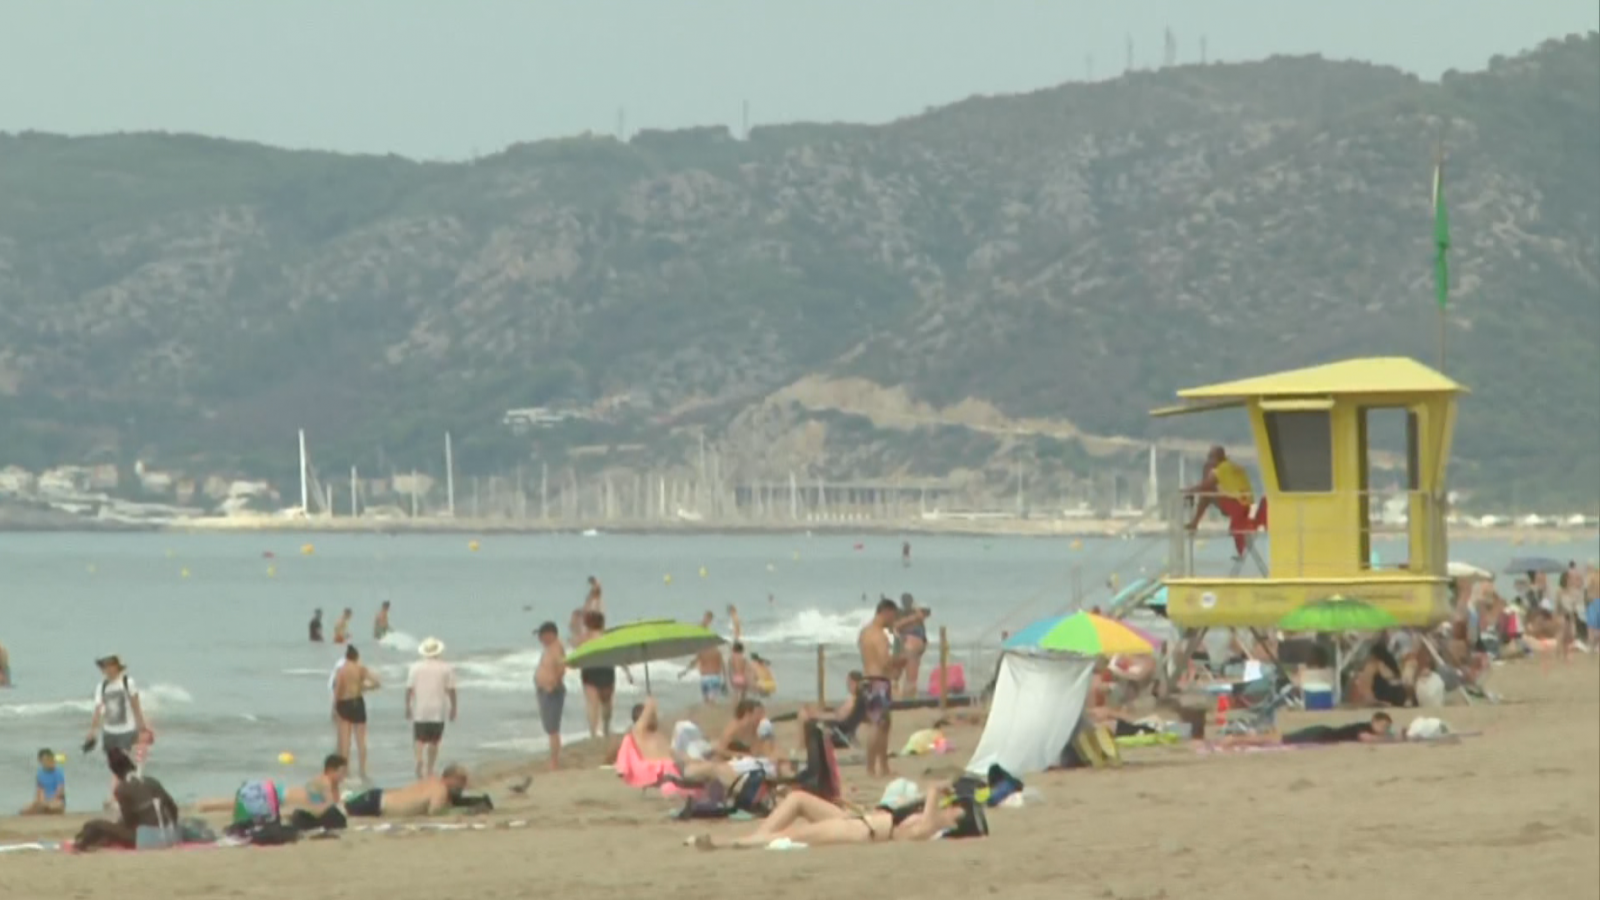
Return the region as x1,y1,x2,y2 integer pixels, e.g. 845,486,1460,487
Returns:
227,780,281,833
728,769,774,817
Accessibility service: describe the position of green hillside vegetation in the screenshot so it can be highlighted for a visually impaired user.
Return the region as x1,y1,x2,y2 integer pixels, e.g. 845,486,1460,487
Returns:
0,33,1595,509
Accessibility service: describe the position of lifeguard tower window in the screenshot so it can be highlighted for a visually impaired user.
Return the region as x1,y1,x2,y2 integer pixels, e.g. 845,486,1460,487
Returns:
1263,410,1333,492
1358,408,1420,492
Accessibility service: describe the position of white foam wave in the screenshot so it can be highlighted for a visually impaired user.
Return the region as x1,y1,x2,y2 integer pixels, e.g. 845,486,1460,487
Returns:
0,682,192,720
450,649,664,697
378,631,420,653
0,699,93,720
742,608,867,647
280,668,329,677
477,731,593,754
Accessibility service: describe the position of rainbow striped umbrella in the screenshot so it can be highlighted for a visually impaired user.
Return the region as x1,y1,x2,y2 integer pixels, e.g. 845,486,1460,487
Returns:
1003,611,1158,656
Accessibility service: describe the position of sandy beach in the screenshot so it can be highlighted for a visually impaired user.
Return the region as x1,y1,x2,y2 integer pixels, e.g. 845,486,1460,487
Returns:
3,659,1595,900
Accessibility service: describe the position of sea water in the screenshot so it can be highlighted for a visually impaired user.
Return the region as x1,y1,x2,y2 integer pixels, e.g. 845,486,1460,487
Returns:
0,529,1561,807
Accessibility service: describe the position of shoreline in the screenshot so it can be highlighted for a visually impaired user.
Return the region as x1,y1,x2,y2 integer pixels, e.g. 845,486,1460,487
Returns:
1,512,1594,545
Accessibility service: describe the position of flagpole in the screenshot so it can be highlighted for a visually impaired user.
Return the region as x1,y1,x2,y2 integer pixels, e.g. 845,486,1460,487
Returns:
1432,140,1449,374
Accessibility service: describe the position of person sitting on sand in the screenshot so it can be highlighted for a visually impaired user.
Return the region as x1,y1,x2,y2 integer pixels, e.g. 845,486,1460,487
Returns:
1220,712,1396,748
715,699,777,761
21,748,66,815
627,698,766,788
342,764,474,818
798,671,866,748
72,747,179,851
688,780,974,849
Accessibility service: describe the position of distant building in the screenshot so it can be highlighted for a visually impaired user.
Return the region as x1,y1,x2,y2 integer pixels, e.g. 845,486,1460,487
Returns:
39,466,90,495
0,465,35,495
175,479,197,505
138,469,175,495
392,472,435,497
88,464,120,491
502,406,587,435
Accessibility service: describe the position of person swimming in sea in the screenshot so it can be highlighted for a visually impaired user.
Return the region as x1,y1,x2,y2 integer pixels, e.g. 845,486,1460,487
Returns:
308,610,324,644
373,601,392,641
332,608,353,645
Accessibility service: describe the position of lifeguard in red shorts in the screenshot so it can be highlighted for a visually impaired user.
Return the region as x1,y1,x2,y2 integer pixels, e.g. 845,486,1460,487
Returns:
1183,445,1264,558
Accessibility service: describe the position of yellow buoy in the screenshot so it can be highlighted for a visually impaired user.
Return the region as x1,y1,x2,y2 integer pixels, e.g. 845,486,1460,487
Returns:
55,753,67,764
1070,539,1083,550
180,568,190,578
301,543,315,556
266,565,276,577
663,574,673,585
278,752,295,766
468,540,481,552
699,566,708,578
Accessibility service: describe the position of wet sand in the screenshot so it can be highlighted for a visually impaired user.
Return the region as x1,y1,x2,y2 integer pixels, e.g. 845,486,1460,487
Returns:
3,660,1596,900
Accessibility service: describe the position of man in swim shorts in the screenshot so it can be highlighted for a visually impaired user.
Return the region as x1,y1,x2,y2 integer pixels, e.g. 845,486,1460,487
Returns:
859,599,903,776
332,645,380,783
406,638,457,779
681,611,727,703
534,622,566,770
343,765,471,818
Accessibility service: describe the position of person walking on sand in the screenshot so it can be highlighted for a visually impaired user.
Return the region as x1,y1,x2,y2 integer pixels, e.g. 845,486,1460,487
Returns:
83,655,153,804
333,645,380,783
373,601,392,641
859,599,904,777
406,638,458,779
534,622,567,770
333,608,353,645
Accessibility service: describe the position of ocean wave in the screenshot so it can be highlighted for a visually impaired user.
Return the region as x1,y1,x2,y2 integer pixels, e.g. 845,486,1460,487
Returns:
741,608,868,647
378,631,421,653
0,681,193,720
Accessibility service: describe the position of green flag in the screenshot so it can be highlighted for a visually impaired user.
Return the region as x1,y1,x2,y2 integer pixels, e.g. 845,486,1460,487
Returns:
1432,161,1449,310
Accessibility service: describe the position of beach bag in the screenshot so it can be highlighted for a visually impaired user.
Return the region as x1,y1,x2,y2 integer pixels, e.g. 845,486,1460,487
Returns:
227,779,281,834
943,795,990,840
728,769,774,817
244,821,301,847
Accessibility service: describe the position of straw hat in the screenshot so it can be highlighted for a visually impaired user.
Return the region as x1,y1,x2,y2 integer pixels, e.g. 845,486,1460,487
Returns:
417,637,445,659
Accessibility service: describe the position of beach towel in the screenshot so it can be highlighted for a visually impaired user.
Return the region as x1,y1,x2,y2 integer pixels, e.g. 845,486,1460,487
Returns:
615,733,690,797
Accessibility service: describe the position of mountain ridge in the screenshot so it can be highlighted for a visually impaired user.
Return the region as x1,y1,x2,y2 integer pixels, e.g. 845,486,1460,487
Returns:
0,33,1595,509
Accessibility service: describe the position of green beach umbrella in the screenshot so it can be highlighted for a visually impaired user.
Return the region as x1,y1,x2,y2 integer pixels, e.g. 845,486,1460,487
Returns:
1277,596,1400,633
1278,597,1398,706
564,619,724,693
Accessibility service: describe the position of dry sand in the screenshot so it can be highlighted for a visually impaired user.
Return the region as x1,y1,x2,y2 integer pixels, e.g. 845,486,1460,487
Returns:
3,660,1596,900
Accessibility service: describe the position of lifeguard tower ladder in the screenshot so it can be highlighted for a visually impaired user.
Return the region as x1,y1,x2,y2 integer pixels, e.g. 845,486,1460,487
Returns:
1153,357,1461,632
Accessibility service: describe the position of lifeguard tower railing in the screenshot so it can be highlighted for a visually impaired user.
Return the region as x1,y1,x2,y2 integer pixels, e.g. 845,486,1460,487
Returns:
1162,489,1447,581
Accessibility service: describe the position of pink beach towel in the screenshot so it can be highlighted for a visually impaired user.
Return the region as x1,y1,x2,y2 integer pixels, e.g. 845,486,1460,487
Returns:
614,734,691,797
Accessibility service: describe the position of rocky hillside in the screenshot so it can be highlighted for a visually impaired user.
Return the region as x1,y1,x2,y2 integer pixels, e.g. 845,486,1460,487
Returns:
0,33,1595,508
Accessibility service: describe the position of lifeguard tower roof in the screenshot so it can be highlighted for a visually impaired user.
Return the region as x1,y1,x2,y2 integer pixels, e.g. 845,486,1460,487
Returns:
1152,357,1466,418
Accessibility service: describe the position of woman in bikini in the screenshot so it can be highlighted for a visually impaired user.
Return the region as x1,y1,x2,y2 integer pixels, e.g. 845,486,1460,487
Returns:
690,781,970,849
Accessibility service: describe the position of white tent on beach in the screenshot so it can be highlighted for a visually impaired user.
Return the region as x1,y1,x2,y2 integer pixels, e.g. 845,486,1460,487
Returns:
966,650,1097,776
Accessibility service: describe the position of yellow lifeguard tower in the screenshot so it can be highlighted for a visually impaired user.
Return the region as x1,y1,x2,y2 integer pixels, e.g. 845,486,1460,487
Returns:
1153,357,1463,631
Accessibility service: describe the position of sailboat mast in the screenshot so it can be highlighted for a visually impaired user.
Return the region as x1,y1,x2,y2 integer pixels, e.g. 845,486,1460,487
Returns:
444,431,456,517
298,429,309,515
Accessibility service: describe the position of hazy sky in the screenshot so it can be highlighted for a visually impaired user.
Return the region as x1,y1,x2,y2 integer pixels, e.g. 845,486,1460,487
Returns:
1,0,1594,159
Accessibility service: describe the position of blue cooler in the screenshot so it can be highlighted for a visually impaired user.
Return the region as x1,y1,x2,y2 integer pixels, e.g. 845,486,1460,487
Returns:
1303,687,1335,711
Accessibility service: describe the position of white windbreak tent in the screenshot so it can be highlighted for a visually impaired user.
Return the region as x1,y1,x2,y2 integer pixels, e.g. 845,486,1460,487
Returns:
966,650,1096,775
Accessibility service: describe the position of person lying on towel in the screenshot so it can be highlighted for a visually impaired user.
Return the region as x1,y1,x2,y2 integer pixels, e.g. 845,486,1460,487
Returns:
340,765,491,817
686,780,981,849
1219,712,1396,748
